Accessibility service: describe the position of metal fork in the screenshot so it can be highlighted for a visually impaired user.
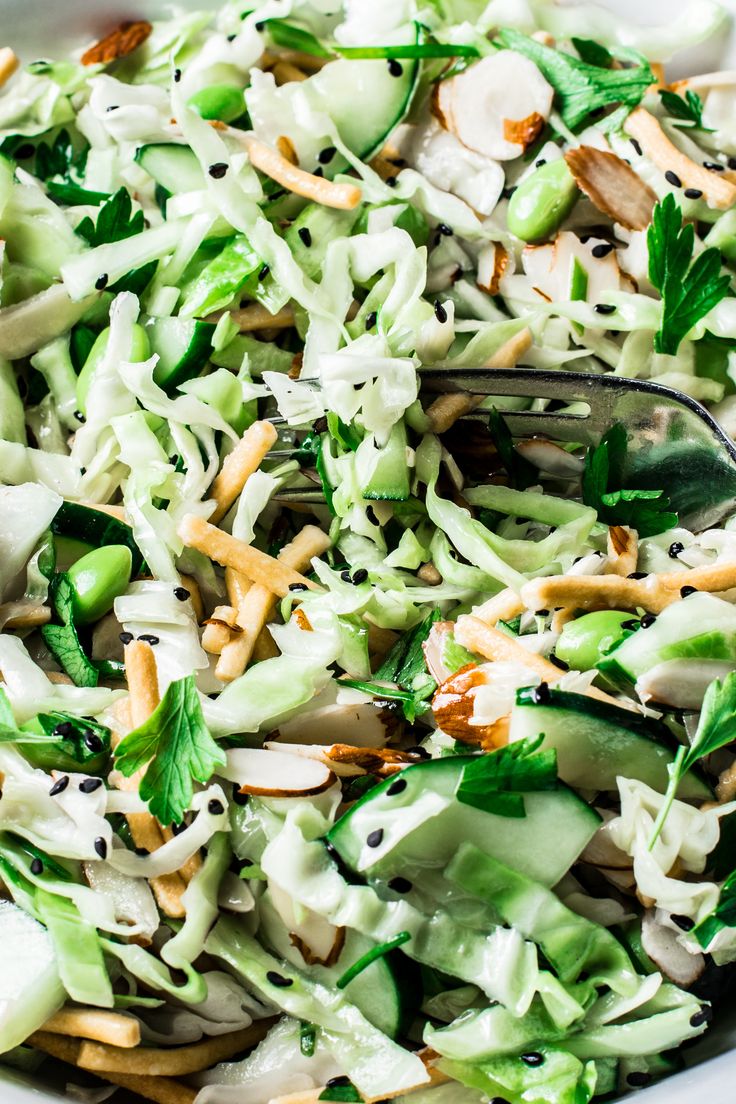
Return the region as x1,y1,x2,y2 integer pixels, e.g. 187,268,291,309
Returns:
274,369,736,532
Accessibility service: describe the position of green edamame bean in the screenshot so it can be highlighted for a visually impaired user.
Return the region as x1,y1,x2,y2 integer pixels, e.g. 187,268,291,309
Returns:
555,610,632,671
187,84,245,124
76,324,151,414
67,545,133,626
507,159,580,243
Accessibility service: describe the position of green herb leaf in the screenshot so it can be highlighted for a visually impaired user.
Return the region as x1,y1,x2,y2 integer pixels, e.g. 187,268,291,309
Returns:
488,407,537,491
571,37,613,68
115,675,226,826
694,867,736,948
76,187,145,248
582,424,678,537
300,1020,317,1058
41,574,99,688
648,193,731,355
659,88,708,129
496,28,653,128
336,930,411,990
318,1084,362,1103
34,129,87,183
338,678,433,724
375,608,441,690
456,736,558,817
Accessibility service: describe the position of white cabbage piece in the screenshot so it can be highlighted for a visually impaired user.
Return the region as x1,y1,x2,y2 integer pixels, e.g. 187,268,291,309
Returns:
0,483,60,601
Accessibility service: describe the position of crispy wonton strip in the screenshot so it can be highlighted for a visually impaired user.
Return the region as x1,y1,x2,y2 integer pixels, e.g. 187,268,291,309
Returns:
485,326,533,368
229,303,295,332
426,392,482,434
29,1033,197,1104
472,589,525,626
202,605,240,655
42,1008,140,1048
624,107,736,209
242,136,362,209
0,48,19,88
178,515,317,596
606,525,638,578
124,639,160,729
209,420,278,524
76,1023,271,1076
216,525,331,682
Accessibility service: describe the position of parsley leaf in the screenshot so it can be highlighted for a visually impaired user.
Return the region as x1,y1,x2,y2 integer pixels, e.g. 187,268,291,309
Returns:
375,608,441,689
114,675,226,826
41,574,99,688
76,187,145,247
649,671,736,848
694,867,736,948
33,129,87,183
456,736,558,818
488,407,537,490
659,88,708,129
571,37,613,68
648,193,731,355
582,424,678,537
496,28,654,128
338,678,433,724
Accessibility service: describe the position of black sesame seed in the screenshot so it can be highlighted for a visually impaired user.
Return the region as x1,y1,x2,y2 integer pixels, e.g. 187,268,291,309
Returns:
628,571,648,579
665,169,682,188
366,828,384,848
729,157,736,171
84,730,103,753
313,165,324,177
684,187,703,199
80,778,103,793
385,176,397,187
174,68,182,83
490,1098,511,1104
298,226,312,247
704,161,725,171
640,613,657,629
208,162,229,179
53,721,73,737
671,913,695,931
208,799,225,815
386,778,407,796
668,541,685,558
119,631,134,645
171,821,187,835
49,776,70,796
327,1077,351,1089
630,138,643,156
621,619,640,631
255,20,265,31
626,1072,652,1088
591,242,614,258
74,410,86,422
388,875,412,893
95,273,109,290
502,185,517,200
30,858,44,876
173,586,190,601
433,300,448,324
258,264,270,281
232,857,253,873
690,1007,711,1027
530,681,551,705
365,505,379,526
135,846,150,856
352,567,368,585
138,634,160,645
680,585,698,598
535,158,546,169
521,1052,545,1066
318,145,336,164
106,105,119,113
364,310,378,331
14,142,35,160
387,59,403,77
266,970,293,987
405,745,430,760
289,582,308,592
438,222,453,236
94,837,108,859
536,608,549,617
594,303,616,315
232,783,249,806
227,34,237,42
340,569,353,583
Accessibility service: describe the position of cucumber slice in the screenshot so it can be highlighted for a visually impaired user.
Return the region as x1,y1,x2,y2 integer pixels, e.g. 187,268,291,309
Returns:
145,316,215,390
51,502,144,574
135,143,206,194
508,687,711,800
598,592,736,685
259,890,406,1038
356,421,410,501
327,756,600,888
0,899,64,1053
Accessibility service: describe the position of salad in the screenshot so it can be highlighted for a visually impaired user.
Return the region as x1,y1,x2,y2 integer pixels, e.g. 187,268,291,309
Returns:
2,0,736,1101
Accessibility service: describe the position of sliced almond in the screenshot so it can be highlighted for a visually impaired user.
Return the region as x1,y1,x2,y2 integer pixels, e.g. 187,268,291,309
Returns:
222,747,336,797
624,107,736,210
503,111,545,149
81,21,152,66
477,242,510,296
516,438,585,477
641,909,705,986
606,525,638,577
432,663,510,748
564,145,657,230
269,882,345,966
0,48,19,89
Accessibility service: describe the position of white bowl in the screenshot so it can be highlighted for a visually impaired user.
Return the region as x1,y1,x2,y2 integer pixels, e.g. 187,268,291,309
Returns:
1,1,735,1101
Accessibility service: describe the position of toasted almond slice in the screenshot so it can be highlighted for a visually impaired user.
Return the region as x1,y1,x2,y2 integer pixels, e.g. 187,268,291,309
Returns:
564,145,657,230
81,20,152,66
0,48,19,88
42,1008,140,1048
222,747,336,796
178,515,316,596
503,111,545,149
477,242,510,296
326,743,416,774
202,605,240,655
269,881,345,966
237,134,362,209
209,420,278,524
76,1023,270,1076
432,664,511,748
606,525,639,577
227,303,295,331
641,910,705,986
624,106,736,209
485,326,532,368
0,600,50,630
516,438,584,477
